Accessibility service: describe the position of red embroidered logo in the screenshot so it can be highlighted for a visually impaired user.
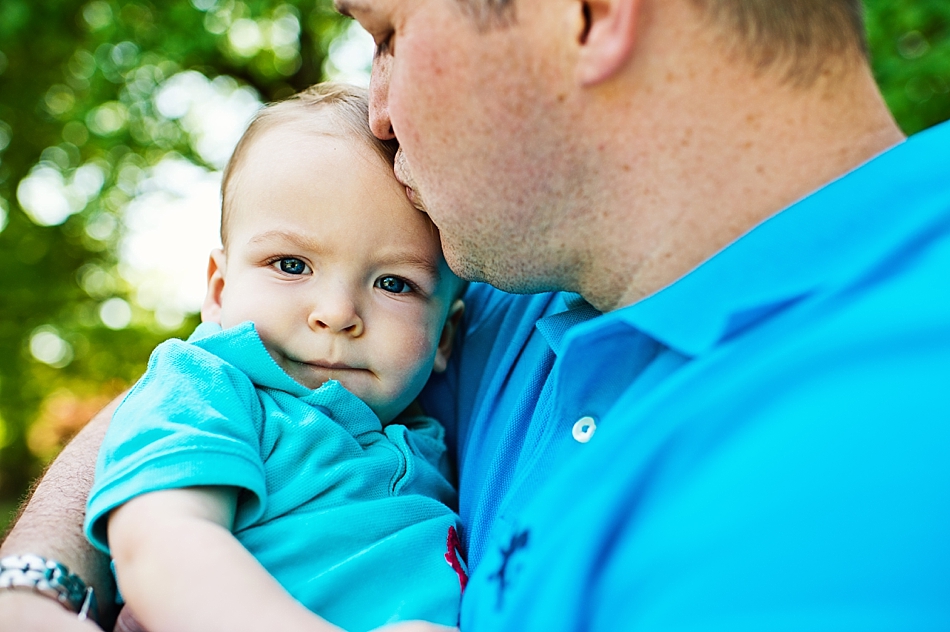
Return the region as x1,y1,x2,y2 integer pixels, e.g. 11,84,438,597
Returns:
444,525,468,593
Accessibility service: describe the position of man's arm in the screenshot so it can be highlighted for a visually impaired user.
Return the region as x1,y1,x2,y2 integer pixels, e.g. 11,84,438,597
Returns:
0,397,121,630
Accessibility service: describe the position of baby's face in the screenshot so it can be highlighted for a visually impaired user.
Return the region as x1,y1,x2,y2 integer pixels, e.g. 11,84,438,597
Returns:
207,125,459,423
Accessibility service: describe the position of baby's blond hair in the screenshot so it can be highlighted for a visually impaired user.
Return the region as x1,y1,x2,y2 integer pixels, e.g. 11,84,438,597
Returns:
220,83,399,248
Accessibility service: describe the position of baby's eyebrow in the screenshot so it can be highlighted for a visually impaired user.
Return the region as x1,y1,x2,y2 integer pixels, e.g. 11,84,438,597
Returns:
248,230,324,253
374,252,442,282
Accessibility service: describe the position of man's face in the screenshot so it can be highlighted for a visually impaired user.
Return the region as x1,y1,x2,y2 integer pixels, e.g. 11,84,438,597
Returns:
213,125,459,424
339,0,589,294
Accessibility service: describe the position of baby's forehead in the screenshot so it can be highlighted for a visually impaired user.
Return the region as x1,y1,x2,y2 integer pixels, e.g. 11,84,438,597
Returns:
246,121,364,165
223,128,396,237
250,107,392,166
226,132,445,254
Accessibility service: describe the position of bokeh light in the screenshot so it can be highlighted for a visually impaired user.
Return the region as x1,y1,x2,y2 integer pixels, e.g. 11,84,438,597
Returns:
29,327,74,369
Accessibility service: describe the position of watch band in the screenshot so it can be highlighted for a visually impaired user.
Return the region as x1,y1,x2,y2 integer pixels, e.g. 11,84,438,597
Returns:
0,554,98,623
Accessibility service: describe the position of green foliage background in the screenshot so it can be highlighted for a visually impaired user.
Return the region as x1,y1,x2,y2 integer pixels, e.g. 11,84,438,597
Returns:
0,0,351,531
0,0,949,532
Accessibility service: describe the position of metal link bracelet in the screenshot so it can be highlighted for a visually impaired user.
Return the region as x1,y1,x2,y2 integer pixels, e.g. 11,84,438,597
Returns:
0,554,98,623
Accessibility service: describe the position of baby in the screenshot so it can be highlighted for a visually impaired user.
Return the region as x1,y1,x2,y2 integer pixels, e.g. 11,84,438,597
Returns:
84,83,467,632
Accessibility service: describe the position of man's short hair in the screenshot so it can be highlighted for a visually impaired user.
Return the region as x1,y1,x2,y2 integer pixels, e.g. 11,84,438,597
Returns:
220,83,399,248
691,0,868,82
460,0,867,82
457,0,515,26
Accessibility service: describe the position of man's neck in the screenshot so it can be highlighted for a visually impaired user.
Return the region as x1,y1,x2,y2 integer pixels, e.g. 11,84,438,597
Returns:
574,45,904,312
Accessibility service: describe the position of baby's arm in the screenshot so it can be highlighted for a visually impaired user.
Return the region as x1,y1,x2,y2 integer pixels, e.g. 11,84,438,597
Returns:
108,486,341,632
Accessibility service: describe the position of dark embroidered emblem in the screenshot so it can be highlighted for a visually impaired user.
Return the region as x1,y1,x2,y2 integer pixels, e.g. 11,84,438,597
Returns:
444,526,468,592
487,529,530,610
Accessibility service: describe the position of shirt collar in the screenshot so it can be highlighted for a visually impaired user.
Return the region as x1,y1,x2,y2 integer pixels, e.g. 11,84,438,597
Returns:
189,321,307,394
597,120,950,357
535,294,602,356
188,321,379,427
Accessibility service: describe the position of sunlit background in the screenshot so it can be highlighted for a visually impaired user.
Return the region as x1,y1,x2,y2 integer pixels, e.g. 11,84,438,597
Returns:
1,0,949,533
0,0,375,529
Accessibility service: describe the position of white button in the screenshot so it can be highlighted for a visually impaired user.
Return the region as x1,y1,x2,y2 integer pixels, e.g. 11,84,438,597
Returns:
572,416,597,443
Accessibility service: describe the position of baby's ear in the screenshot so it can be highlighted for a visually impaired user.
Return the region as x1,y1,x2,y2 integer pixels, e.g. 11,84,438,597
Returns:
200,249,227,324
433,299,465,374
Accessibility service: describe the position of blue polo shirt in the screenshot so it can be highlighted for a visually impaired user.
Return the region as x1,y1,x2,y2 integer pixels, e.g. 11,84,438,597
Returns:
420,120,950,630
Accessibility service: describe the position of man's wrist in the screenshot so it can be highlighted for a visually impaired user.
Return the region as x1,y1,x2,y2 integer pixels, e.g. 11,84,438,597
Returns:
0,554,98,624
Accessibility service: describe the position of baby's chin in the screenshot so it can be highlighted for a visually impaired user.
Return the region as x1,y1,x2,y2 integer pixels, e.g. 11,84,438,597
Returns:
281,365,392,419
265,349,423,423
287,364,370,392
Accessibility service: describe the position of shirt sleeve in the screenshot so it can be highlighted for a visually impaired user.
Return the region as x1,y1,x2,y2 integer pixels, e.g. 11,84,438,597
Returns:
84,338,268,553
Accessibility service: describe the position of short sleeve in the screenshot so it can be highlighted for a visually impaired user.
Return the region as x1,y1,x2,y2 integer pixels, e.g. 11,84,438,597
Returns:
85,338,269,553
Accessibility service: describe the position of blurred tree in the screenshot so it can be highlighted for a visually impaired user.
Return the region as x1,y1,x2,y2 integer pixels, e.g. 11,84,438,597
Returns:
867,0,950,134
0,0,949,527
0,0,350,507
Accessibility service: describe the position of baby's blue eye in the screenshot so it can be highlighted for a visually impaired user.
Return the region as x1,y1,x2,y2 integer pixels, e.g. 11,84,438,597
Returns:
377,276,410,294
278,258,308,275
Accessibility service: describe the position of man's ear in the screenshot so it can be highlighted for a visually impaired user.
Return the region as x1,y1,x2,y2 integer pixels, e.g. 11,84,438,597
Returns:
200,248,227,324
433,299,465,374
576,0,643,86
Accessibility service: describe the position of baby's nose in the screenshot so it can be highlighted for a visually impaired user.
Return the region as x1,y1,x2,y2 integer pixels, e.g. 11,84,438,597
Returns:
308,297,364,336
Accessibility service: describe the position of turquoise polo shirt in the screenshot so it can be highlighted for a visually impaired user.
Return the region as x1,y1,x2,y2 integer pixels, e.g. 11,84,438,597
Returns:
87,322,464,631
421,120,950,629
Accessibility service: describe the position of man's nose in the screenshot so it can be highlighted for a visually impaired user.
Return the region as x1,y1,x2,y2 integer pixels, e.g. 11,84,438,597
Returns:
308,293,364,337
369,54,395,140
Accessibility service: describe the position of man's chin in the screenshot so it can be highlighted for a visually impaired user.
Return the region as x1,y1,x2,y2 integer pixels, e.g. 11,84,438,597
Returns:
442,239,566,296
439,239,487,285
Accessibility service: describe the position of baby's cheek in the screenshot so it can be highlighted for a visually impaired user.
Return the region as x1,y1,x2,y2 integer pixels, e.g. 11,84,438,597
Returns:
390,326,439,386
219,308,244,330
401,329,438,375
397,307,440,355
374,306,442,383
218,292,259,330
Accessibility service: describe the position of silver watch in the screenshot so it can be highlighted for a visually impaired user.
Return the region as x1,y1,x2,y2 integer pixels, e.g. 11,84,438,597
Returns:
0,554,98,623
